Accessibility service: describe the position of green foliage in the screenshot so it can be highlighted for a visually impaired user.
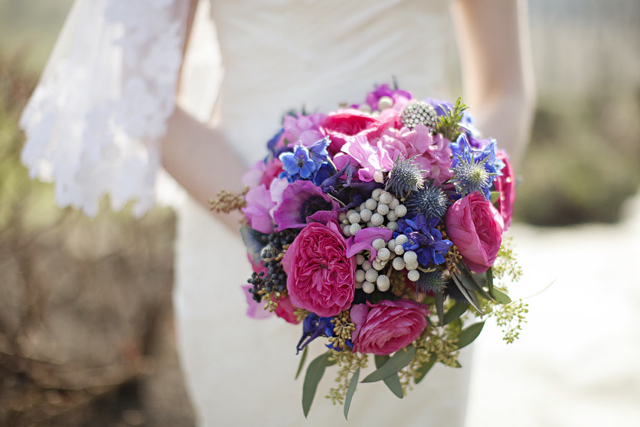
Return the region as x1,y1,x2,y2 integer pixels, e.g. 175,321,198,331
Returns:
374,355,403,398
516,94,640,226
302,352,331,417
493,300,529,344
492,237,522,283
325,350,367,406
343,367,360,420
434,97,468,141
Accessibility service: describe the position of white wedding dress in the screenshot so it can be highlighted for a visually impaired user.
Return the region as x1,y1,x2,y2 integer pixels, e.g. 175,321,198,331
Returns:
21,0,472,425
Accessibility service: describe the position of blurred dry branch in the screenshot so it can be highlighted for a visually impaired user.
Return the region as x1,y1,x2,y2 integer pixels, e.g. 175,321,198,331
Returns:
0,53,193,426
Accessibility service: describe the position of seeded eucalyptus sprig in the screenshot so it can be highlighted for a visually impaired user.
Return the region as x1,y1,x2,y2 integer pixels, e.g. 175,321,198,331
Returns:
434,97,468,141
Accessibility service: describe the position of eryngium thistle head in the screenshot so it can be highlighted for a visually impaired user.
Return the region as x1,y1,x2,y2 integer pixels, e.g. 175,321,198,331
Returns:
416,269,447,294
405,180,449,220
385,157,425,199
450,155,494,197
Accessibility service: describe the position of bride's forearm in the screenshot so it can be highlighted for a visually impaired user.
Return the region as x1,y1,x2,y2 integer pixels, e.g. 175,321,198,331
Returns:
453,0,536,168
162,104,245,231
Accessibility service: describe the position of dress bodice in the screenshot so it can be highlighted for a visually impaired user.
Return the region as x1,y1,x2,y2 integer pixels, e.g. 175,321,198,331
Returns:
207,0,453,165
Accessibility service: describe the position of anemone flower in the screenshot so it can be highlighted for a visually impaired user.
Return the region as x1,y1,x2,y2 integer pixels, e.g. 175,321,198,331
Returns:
273,180,339,230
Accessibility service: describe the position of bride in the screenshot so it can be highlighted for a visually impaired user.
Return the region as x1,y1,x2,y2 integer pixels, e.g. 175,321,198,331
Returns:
20,0,534,425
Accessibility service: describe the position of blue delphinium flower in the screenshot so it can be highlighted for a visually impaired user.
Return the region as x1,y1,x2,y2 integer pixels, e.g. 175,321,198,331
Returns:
279,145,316,182
307,136,330,166
296,313,334,354
449,134,504,199
279,138,334,184
396,214,452,266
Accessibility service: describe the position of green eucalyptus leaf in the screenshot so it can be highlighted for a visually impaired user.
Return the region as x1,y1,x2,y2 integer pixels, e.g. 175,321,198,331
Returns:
490,191,500,204
343,367,360,420
302,352,330,418
414,357,436,384
452,275,483,315
493,288,512,304
455,265,494,301
361,346,417,383
435,292,445,326
456,322,485,349
443,302,468,326
375,355,403,398
486,268,495,298
295,346,309,380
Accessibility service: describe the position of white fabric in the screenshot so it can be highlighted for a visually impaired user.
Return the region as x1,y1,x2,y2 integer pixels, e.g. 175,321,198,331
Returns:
23,0,474,425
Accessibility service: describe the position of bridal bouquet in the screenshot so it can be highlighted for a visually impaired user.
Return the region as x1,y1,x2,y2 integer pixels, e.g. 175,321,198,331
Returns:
211,83,526,418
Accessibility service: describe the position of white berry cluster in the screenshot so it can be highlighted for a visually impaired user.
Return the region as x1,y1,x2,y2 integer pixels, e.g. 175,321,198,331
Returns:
353,232,423,294
339,188,408,237
354,238,391,294
387,234,422,283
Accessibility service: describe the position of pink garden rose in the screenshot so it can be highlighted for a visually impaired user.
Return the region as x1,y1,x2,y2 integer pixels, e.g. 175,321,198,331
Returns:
281,221,355,317
320,109,384,154
494,150,516,230
445,192,504,274
350,299,427,356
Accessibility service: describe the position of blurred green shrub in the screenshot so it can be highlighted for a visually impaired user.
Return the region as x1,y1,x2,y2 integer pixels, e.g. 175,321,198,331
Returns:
514,92,640,226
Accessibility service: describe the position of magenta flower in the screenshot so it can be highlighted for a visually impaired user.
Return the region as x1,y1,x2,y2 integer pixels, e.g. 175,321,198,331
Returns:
445,192,504,273
351,299,427,356
281,221,356,317
494,150,516,230
273,180,339,230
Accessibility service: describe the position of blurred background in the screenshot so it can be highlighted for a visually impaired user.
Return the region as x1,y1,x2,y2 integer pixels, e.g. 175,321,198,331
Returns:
0,0,639,426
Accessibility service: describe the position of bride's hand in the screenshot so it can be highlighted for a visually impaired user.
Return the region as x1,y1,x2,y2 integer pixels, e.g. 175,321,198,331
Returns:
453,0,536,167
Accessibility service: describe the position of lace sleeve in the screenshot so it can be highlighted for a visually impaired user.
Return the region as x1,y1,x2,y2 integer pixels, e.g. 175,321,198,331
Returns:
19,0,191,216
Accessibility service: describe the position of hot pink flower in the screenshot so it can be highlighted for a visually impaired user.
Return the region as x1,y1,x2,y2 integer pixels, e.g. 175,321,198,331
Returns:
494,150,516,230
350,300,427,356
281,221,355,317
320,109,383,154
445,192,504,273
260,158,284,188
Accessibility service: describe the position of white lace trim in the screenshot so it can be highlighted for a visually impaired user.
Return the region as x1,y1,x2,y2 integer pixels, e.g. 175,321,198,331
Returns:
20,0,189,216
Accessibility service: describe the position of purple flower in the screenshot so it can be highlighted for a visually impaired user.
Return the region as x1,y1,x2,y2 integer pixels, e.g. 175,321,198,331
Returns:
242,184,276,234
283,112,326,147
346,227,394,259
273,180,339,230
279,145,316,182
366,84,413,111
450,134,505,199
396,214,452,266
296,313,334,354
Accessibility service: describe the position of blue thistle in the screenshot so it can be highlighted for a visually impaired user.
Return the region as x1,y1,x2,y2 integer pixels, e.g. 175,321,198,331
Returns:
385,157,425,199
449,134,503,199
405,180,449,220
416,269,447,294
